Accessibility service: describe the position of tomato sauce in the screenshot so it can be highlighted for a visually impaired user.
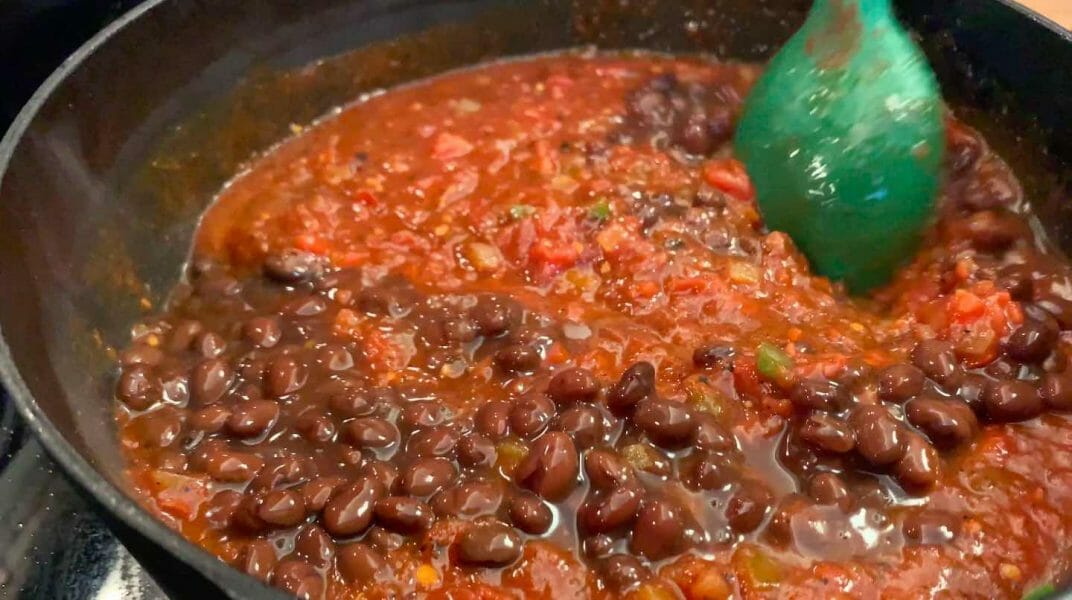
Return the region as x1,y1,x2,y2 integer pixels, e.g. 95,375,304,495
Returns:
113,52,1072,599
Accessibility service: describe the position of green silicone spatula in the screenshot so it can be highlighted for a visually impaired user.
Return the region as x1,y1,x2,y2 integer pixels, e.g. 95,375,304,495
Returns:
735,0,945,292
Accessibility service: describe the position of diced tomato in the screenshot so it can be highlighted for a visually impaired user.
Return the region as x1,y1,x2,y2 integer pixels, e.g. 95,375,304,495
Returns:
432,132,474,160
363,328,413,373
293,233,329,254
149,470,210,521
595,222,635,258
546,342,570,364
950,289,987,323
732,357,764,399
703,158,755,202
529,237,580,275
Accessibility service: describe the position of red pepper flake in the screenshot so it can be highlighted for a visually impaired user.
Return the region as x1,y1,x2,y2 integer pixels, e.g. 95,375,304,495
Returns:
432,132,473,161
703,158,755,202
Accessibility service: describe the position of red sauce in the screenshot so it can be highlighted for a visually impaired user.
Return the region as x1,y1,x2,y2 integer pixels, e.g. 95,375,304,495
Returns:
114,53,1072,599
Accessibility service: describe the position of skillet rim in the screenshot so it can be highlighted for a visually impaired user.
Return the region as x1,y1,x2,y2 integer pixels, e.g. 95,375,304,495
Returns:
0,0,286,596
0,0,1070,598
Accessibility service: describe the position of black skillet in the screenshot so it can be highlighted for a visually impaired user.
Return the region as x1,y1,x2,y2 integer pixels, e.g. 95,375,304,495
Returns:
0,0,1070,597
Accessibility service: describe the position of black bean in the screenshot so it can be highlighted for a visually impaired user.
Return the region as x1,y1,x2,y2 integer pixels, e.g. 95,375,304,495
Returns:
456,521,523,567
878,363,925,403
905,395,978,448
196,331,227,358
294,525,336,567
470,295,521,338
1005,319,1058,363
316,344,354,371
583,534,616,559
807,472,852,510
226,400,279,438
894,434,941,490
257,489,306,527
494,344,542,374
120,344,164,367
343,417,399,449
271,559,323,600
243,316,282,348
301,477,345,514
584,449,635,490
997,262,1035,301
799,413,855,454
911,340,960,385
514,431,579,500
238,539,278,581
1041,371,1072,411
374,496,434,533
266,355,306,397
359,461,400,493
116,365,160,410
167,320,204,352
552,406,606,449
984,379,1042,422
509,493,554,534
476,400,512,440
725,480,773,534
633,399,695,448
956,372,990,412
693,344,735,370
607,362,655,414
764,493,813,546
630,497,687,560
405,426,459,458
546,367,600,405
264,249,324,284
431,480,502,518
294,411,337,443
248,456,309,493
198,446,263,483
337,543,388,584
692,413,736,452
789,379,839,411
321,476,386,537
399,457,456,497
579,485,643,533
190,359,233,404
509,394,555,439
849,405,905,466
601,554,651,592
681,451,738,491
398,401,444,431
457,433,497,467
125,407,185,449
